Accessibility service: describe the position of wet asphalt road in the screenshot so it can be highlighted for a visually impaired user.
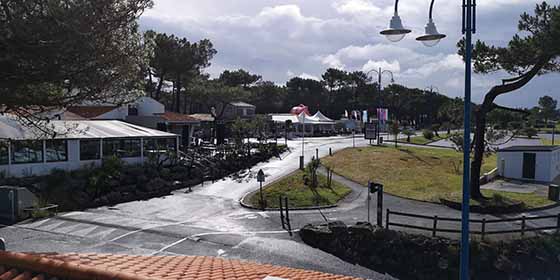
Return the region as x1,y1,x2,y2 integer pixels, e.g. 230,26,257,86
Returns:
0,136,396,280
0,134,554,279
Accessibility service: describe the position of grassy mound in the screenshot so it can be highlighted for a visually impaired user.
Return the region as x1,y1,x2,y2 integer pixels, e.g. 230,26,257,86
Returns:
321,146,552,209
248,170,351,208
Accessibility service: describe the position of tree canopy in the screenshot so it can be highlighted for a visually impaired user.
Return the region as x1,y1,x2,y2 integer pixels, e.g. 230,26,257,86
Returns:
458,1,560,199
0,0,153,119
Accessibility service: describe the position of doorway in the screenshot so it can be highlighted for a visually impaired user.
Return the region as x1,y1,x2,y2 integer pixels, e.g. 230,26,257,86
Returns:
522,153,536,180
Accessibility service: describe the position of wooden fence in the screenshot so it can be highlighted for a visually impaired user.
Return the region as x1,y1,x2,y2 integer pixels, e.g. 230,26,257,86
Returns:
386,209,560,240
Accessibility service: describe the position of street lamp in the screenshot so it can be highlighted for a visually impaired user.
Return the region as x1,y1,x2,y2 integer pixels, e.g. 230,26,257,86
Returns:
380,1,476,279
380,0,411,42
366,68,395,145
416,0,447,47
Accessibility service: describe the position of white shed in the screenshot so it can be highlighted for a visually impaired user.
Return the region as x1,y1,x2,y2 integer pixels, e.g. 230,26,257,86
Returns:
497,146,560,183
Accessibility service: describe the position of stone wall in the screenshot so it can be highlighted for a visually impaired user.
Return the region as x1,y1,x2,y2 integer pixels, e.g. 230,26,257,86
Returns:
300,221,560,280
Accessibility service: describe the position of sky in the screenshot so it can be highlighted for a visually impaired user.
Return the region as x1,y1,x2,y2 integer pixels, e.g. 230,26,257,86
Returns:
140,0,559,108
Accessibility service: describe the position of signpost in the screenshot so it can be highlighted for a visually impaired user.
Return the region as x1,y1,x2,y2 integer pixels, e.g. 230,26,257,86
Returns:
257,169,266,210
368,182,384,227
365,123,377,141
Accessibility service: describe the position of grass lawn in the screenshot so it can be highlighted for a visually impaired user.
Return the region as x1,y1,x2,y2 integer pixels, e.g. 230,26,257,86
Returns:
540,138,557,145
399,133,449,145
322,146,551,209
248,170,352,208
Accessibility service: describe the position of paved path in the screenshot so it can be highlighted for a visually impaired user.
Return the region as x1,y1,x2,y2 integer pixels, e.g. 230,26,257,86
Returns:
0,136,394,280
1,134,556,279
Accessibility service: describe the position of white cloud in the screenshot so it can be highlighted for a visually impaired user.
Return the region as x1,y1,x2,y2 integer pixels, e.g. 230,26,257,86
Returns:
361,60,401,73
141,0,560,107
298,73,321,81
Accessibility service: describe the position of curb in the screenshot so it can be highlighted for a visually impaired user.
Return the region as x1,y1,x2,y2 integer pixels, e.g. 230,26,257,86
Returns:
238,171,341,212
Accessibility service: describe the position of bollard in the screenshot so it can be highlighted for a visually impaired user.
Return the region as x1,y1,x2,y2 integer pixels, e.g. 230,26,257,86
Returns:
329,148,332,156
316,148,319,160
299,156,304,170
0,238,5,251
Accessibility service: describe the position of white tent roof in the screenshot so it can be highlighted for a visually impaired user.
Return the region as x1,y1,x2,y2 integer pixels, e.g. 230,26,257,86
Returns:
311,111,334,122
0,116,177,140
270,112,335,125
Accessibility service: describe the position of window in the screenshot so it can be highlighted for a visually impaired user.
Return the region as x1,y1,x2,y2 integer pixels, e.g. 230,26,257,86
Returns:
103,138,141,158
80,140,101,161
46,140,68,162
0,140,8,165
11,140,43,164
143,138,177,156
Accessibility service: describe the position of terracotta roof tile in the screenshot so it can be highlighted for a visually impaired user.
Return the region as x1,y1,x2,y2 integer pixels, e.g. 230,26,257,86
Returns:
159,111,200,122
0,252,361,280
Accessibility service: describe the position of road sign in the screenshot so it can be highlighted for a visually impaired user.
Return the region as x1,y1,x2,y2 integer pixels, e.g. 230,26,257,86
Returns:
257,169,265,182
365,123,377,140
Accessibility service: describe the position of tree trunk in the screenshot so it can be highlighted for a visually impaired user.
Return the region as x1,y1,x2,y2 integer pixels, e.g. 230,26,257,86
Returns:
175,76,181,113
470,109,486,200
155,72,166,101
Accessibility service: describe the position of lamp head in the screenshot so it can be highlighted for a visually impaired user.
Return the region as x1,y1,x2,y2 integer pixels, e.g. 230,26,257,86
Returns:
380,15,411,43
416,20,446,47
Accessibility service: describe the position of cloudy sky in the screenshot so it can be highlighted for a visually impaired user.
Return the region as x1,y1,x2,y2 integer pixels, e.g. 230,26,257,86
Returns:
140,0,559,108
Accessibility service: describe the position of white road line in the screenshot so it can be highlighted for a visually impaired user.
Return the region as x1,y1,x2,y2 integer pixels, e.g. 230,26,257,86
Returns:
150,237,191,256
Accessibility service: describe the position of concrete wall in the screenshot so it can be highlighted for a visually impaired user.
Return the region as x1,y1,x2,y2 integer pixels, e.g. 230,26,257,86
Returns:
498,151,553,182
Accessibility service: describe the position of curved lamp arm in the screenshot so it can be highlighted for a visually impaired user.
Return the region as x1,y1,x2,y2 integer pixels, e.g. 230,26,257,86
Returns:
394,0,400,15
429,0,435,20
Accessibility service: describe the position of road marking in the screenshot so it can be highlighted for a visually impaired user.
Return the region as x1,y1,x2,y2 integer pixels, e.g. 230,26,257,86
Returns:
150,237,190,256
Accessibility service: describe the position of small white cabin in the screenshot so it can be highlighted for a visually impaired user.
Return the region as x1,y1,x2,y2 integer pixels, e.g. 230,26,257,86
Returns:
0,117,180,178
497,146,560,183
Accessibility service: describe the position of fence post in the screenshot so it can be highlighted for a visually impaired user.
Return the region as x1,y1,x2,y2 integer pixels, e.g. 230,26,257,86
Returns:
377,185,384,227
316,148,319,160
279,196,285,230
521,215,526,237
329,148,332,156
285,197,292,236
481,218,486,241
557,214,560,234
432,216,438,237
386,209,390,230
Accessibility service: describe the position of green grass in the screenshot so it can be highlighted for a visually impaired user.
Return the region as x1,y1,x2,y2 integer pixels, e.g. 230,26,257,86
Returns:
399,133,449,145
442,190,551,209
322,146,551,209
248,170,352,208
541,138,555,145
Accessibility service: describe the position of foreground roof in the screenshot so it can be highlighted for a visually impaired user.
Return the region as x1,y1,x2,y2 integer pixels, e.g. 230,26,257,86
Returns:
498,145,560,152
0,117,177,140
0,252,359,280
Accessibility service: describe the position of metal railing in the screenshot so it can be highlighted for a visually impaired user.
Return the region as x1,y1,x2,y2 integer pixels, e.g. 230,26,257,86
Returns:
386,209,560,240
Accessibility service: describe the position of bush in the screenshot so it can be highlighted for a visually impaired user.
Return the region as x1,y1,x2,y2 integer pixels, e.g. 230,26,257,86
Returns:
523,127,538,138
423,129,435,140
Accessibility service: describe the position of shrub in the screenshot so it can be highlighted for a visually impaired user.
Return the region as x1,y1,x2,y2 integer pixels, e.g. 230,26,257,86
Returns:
423,129,435,140
523,127,538,138
402,129,415,142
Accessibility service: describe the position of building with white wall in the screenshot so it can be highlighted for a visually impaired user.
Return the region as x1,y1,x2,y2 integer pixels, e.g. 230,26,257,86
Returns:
67,97,199,147
497,146,560,183
0,117,179,178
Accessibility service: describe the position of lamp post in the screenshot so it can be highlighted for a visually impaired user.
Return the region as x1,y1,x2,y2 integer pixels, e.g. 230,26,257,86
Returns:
366,68,395,145
381,1,476,279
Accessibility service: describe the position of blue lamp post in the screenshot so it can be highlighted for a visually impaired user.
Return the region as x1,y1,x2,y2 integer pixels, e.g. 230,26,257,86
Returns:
381,0,476,279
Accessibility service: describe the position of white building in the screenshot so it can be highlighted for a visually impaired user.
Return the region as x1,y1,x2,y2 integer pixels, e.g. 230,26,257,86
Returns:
0,117,179,178
67,97,200,147
497,146,560,183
